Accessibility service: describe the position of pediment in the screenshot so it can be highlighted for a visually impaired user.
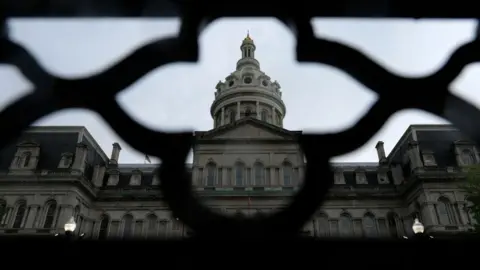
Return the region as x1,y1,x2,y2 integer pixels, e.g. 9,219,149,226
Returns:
202,119,293,140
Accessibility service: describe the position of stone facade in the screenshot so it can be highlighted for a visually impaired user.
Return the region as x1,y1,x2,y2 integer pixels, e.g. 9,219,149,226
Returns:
0,35,476,239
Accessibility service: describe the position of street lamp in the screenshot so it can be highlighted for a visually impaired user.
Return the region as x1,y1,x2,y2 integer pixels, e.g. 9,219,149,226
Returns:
411,218,434,240
64,217,76,238
412,218,424,234
176,217,185,238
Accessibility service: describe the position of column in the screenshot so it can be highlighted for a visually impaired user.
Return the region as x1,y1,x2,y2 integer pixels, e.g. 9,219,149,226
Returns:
256,101,260,120
222,168,228,186
5,207,13,227
280,167,284,185
272,106,276,124
456,203,469,225
236,102,241,120
423,203,437,227
21,207,29,228
24,205,39,228
270,167,275,186
32,205,41,228
221,107,225,125
93,220,101,239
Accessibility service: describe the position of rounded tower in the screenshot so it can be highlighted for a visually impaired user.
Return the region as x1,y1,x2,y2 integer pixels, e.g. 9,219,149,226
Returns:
210,33,286,129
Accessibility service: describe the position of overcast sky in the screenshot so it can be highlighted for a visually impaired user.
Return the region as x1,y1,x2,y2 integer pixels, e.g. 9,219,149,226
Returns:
1,18,479,164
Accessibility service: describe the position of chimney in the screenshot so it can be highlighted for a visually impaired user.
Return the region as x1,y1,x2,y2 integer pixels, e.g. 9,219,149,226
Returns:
110,142,122,164
375,141,387,164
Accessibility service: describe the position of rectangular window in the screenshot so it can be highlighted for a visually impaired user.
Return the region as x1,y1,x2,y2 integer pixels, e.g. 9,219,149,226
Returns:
235,167,243,186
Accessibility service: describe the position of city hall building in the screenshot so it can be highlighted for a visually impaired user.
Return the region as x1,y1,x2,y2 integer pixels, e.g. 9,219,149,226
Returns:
0,35,475,239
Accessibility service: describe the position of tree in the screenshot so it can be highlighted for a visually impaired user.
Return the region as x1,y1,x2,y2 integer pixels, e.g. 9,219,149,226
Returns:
462,165,480,231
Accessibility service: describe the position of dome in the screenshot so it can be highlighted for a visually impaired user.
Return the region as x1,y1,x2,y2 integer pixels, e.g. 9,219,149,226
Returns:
210,33,286,129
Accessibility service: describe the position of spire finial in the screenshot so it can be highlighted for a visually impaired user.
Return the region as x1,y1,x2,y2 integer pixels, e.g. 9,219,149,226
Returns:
243,31,253,42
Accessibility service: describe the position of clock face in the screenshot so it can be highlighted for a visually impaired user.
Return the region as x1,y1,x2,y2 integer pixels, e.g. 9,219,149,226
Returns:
262,80,268,87
243,77,252,84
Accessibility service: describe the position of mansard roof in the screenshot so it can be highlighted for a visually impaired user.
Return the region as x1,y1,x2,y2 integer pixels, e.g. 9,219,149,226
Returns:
0,126,108,171
387,124,474,167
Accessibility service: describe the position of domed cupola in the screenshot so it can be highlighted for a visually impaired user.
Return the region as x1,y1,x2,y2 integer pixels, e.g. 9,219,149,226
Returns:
211,33,286,129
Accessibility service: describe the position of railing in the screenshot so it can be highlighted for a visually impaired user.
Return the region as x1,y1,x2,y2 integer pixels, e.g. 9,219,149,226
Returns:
2,1,480,241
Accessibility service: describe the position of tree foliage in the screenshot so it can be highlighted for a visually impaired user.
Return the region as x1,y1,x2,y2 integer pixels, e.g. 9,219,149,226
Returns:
462,165,480,231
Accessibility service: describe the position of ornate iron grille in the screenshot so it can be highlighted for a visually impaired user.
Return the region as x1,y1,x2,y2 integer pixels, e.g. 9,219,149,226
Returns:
2,0,480,239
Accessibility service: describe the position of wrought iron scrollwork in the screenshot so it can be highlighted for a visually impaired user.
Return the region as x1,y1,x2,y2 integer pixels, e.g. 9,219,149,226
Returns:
2,3,480,238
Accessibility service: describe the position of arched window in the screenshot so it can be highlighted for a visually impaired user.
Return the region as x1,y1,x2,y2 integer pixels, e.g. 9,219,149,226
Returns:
387,212,399,238
146,214,158,238
363,213,378,237
437,197,454,225
317,213,330,237
122,214,134,239
276,114,281,125
12,201,26,228
0,200,6,225
235,162,245,186
261,110,267,121
254,162,265,186
98,215,110,240
206,163,217,187
283,162,293,186
339,213,353,237
229,110,236,124
461,149,475,165
43,200,58,228
22,152,31,168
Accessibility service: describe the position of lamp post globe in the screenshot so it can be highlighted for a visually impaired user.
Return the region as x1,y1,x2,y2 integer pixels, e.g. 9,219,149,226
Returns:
412,218,424,234
64,217,77,233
